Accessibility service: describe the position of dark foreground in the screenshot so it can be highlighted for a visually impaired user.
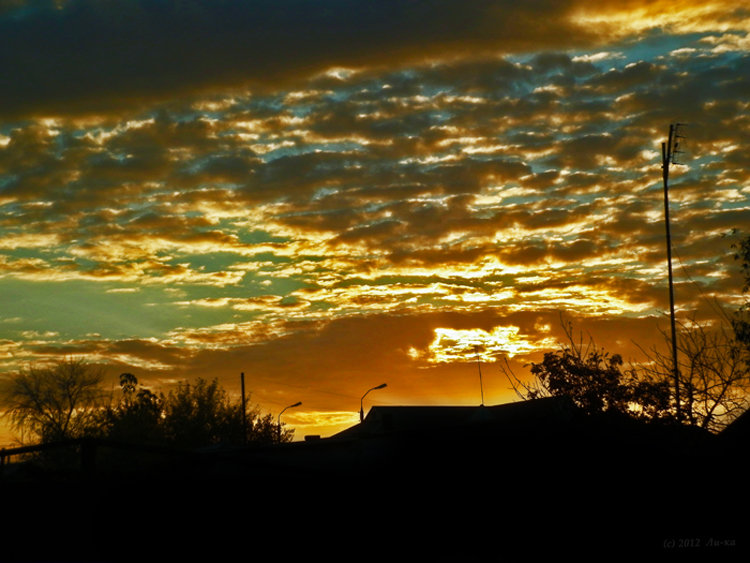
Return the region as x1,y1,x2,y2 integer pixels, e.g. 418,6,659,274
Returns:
2,403,747,561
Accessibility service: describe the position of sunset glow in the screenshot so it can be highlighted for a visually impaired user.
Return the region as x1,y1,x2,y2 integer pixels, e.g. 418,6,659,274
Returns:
1,0,748,442
425,326,557,363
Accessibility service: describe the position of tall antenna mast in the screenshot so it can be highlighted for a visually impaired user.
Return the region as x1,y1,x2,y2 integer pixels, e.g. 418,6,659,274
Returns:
661,123,685,423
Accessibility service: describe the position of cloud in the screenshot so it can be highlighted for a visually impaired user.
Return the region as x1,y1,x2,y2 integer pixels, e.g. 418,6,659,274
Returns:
1,0,746,119
1,2,749,440
0,0,570,117
3,48,748,280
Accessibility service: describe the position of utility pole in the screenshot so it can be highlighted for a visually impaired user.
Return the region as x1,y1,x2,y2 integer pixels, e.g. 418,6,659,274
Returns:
240,372,247,444
474,345,485,406
661,123,685,423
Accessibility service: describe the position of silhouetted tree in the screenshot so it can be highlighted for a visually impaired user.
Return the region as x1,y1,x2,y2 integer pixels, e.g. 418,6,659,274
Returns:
158,377,293,448
95,372,164,443
161,378,238,448
2,366,294,449
98,375,293,448
255,412,290,444
638,313,750,433
506,309,749,432
732,231,750,351
0,358,105,443
504,319,672,421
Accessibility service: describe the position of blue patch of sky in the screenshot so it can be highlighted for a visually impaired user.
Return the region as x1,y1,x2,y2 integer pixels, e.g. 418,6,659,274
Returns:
167,251,243,273
260,140,367,163
311,186,340,202
236,227,291,245
504,31,714,75
315,88,351,105
0,247,48,263
180,154,231,175
359,200,393,214
389,68,421,83
246,275,309,297
287,102,320,119
306,300,335,313
246,251,292,265
0,174,19,193
172,252,304,288
0,1,52,22
615,31,715,65
144,107,201,123
0,279,181,340
0,276,316,344
66,254,104,272
235,94,288,116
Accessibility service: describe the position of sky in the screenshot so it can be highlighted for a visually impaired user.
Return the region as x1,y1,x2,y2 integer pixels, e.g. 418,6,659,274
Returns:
1,0,749,442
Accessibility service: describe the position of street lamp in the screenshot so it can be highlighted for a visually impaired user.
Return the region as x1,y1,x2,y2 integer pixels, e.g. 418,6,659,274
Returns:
277,401,302,443
360,383,387,422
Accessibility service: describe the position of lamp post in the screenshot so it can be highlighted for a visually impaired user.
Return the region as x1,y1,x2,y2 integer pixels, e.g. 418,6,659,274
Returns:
360,383,387,422
277,401,302,443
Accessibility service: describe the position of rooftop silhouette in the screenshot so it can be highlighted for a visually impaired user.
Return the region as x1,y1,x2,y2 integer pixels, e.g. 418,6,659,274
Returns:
1,396,746,561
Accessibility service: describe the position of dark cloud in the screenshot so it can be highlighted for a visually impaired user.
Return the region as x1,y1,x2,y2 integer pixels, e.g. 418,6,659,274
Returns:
0,0,598,118
3,45,748,278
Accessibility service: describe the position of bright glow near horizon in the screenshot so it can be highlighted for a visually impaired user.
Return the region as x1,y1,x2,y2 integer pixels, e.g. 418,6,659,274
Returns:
0,0,748,442
425,326,557,363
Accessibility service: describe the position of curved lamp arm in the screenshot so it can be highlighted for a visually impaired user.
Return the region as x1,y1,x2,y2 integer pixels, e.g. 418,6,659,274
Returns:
277,401,302,442
360,383,387,422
